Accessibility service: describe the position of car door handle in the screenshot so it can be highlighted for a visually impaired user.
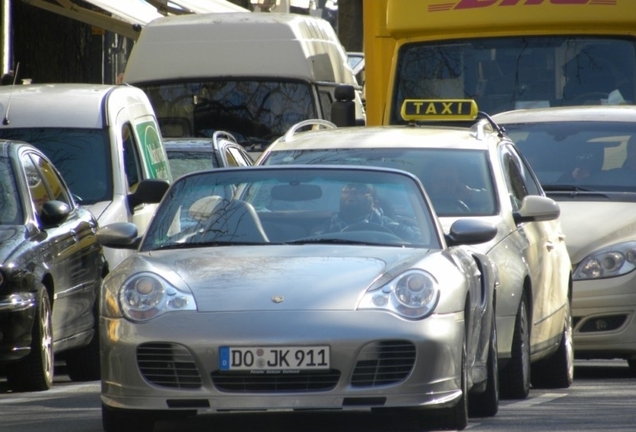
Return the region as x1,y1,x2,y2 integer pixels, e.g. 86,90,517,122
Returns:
545,241,555,251
70,229,79,241
558,233,566,242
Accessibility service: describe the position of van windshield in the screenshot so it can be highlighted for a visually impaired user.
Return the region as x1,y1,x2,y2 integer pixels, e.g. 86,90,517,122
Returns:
0,128,112,205
140,79,318,151
391,36,636,123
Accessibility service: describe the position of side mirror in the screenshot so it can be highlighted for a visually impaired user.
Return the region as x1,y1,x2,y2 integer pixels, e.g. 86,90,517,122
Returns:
96,222,141,250
128,179,170,210
446,219,498,247
513,195,560,224
40,200,71,227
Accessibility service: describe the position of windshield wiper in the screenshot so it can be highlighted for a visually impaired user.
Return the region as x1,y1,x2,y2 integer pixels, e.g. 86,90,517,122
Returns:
283,237,403,247
542,184,596,192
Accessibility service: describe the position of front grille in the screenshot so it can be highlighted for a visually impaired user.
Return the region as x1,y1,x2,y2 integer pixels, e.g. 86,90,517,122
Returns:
211,370,341,393
351,340,416,387
137,343,202,389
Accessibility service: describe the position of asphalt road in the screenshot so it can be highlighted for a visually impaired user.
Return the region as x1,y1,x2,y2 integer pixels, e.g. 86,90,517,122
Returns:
0,360,634,432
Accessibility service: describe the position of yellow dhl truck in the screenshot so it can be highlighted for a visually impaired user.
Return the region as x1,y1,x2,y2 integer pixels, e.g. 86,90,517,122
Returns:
363,0,636,125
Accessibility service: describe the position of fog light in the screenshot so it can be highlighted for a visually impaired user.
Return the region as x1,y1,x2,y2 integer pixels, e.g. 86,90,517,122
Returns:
579,315,627,333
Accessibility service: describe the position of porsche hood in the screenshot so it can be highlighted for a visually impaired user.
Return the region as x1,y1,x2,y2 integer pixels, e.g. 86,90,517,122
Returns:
127,246,446,312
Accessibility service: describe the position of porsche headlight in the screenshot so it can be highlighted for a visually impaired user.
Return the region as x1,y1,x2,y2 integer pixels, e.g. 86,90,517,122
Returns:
574,242,636,280
358,270,440,319
119,273,196,322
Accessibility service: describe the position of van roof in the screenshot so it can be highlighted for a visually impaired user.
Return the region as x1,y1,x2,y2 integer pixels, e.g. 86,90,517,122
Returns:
0,84,149,128
123,12,356,85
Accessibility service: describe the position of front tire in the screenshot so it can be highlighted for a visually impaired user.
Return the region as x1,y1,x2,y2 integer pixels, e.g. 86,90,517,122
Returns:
469,310,499,417
531,300,574,389
499,292,531,399
6,288,54,392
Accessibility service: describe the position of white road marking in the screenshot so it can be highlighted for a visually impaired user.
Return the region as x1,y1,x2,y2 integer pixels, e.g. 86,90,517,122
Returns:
0,382,99,405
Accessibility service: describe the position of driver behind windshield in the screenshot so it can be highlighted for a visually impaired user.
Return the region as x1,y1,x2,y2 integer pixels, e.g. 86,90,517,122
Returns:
317,183,420,241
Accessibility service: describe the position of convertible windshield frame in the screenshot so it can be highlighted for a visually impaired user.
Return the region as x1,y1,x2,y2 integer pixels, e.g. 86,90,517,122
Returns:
140,166,441,252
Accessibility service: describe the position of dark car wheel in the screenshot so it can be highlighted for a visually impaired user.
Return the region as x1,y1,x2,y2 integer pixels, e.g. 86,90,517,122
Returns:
499,292,531,399
531,300,574,389
102,403,155,432
6,287,54,392
469,309,499,417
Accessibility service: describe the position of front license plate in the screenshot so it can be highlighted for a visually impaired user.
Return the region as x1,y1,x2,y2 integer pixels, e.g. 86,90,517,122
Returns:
219,346,330,371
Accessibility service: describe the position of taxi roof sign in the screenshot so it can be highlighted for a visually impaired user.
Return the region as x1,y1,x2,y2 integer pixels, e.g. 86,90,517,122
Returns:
401,99,479,122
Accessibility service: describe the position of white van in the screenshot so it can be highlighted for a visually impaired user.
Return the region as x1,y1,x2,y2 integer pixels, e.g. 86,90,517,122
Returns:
0,84,172,269
123,12,365,152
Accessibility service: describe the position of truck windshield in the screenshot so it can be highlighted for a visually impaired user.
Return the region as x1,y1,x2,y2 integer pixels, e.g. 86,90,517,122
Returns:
140,79,318,151
0,128,112,205
390,36,636,123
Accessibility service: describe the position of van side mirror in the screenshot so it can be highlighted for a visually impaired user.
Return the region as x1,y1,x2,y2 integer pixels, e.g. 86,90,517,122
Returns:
128,179,170,210
331,85,356,127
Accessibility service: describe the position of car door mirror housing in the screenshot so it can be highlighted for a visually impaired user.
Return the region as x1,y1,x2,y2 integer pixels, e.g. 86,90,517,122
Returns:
40,200,70,227
513,195,561,224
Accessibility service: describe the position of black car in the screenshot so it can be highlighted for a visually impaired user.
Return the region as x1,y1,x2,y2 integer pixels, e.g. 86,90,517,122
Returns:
0,140,106,392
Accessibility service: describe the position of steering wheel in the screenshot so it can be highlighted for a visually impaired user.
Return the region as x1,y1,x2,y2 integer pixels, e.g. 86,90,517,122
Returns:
341,222,395,234
565,92,608,105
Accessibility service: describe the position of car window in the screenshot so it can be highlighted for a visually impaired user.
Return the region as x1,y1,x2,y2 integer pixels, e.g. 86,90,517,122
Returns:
504,120,636,192
28,152,73,206
141,167,440,251
0,128,112,204
122,123,142,191
500,146,539,211
263,148,497,217
141,79,317,150
226,146,253,167
0,156,22,224
167,150,219,179
21,152,54,215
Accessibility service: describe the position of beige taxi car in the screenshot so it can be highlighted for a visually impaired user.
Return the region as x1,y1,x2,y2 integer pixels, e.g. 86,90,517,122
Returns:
257,99,574,399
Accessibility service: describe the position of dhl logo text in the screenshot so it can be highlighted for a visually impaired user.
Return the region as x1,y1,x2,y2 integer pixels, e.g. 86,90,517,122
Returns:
429,0,616,12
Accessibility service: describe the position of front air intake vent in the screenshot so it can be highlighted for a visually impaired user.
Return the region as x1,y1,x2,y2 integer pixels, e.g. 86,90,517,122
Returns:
137,343,202,389
351,340,416,387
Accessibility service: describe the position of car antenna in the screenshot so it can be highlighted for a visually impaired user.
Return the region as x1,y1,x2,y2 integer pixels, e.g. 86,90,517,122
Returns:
2,62,20,126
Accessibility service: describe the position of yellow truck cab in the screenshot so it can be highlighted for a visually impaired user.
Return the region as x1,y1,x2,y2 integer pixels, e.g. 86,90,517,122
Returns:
363,0,636,125
123,12,365,153
0,84,172,269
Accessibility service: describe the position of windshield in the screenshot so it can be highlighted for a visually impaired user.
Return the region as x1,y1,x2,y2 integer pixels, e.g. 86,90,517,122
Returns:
0,128,111,204
503,120,636,193
166,150,219,180
140,79,318,150
391,36,636,122
263,148,497,217
0,156,23,224
141,167,440,251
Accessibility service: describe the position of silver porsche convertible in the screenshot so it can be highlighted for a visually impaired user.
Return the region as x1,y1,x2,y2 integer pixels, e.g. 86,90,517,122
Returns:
97,165,499,432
